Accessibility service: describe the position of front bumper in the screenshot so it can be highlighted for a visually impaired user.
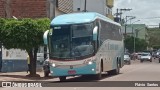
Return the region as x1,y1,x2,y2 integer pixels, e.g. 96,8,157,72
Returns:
50,63,97,77
140,58,151,61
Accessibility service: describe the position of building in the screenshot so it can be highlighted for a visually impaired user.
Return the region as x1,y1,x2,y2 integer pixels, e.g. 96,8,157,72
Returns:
122,24,147,40
0,0,73,19
0,0,73,72
73,0,114,20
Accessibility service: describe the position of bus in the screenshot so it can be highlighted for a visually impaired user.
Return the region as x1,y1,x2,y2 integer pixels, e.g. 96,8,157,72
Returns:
43,12,124,81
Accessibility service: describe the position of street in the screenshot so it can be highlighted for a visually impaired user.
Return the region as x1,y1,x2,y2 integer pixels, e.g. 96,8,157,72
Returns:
1,0,160,90
46,58,160,82
1,58,160,90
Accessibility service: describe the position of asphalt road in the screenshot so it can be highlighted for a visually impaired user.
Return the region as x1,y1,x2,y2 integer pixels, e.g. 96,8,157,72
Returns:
1,58,160,90
46,58,160,82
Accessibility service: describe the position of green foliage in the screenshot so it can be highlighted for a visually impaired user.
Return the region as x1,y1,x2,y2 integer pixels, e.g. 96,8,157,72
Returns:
0,18,50,51
0,18,50,76
124,36,148,53
147,28,160,47
152,45,160,49
0,18,6,42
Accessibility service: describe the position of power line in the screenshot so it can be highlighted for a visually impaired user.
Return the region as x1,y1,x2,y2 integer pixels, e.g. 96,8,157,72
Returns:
147,25,159,26
138,17,160,19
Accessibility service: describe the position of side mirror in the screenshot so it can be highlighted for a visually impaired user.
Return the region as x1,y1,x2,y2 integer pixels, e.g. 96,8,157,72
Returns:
93,26,98,41
43,30,49,45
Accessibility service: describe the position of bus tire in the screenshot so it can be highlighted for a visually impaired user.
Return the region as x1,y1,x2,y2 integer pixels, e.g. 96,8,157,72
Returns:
108,60,120,75
95,62,103,80
115,60,120,74
59,76,66,82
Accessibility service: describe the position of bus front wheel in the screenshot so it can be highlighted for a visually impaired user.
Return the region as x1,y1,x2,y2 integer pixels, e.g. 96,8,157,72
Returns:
59,76,66,82
95,62,103,80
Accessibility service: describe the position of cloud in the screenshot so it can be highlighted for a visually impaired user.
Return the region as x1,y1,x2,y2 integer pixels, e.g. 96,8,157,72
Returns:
113,0,160,26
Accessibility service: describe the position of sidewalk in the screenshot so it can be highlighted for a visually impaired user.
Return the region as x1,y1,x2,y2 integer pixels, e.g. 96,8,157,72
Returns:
0,71,53,81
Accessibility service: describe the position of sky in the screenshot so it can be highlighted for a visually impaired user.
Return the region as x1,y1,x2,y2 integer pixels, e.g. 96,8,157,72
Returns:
113,0,160,27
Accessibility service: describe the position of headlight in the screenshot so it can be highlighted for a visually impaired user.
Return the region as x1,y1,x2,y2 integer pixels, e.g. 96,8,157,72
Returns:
52,63,56,67
88,61,93,65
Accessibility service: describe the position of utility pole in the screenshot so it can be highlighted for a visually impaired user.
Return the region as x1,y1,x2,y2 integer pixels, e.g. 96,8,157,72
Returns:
132,20,140,53
119,8,132,22
84,0,87,12
116,9,119,18
124,16,136,38
114,8,132,24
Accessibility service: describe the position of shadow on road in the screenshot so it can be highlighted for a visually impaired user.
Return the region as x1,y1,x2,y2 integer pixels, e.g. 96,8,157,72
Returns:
0,74,54,81
53,73,123,82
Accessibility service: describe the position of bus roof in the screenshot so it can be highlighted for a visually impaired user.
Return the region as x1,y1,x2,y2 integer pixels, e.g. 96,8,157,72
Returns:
51,12,121,26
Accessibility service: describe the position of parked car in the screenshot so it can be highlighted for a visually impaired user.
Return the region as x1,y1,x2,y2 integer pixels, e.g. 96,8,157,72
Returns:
155,51,160,58
152,51,157,58
137,52,143,60
43,59,50,77
157,54,160,63
124,54,131,65
140,53,152,63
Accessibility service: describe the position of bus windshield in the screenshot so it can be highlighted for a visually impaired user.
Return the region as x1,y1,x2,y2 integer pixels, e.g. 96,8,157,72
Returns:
50,23,94,59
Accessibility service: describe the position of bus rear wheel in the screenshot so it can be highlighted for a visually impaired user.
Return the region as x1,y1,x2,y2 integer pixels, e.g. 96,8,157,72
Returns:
108,60,120,75
59,76,66,82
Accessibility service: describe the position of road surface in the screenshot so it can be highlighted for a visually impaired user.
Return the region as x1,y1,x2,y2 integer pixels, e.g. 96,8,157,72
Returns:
1,58,160,90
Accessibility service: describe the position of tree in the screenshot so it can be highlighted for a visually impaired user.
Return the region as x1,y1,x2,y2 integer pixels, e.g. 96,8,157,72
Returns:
124,36,148,53
0,18,50,76
147,28,160,49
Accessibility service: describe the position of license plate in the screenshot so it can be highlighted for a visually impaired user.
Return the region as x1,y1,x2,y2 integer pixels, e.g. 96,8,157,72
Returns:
68,70,76,74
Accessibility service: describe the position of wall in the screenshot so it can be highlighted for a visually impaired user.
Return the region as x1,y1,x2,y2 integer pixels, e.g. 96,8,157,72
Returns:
1,47,44,72
1,48,28,72
0,0,74,18
2,48,27,60
11,0,47,18
73,0,106,15
0,0,5,17
0,0,47,18
73,0,115,19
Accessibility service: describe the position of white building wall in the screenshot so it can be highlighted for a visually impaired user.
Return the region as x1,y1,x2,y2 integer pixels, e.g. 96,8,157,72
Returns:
2,47,27,60
73,0,108,16
55,8,65,17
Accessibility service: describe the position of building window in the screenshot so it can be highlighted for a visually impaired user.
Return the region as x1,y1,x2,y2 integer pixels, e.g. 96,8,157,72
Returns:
106,7,108,14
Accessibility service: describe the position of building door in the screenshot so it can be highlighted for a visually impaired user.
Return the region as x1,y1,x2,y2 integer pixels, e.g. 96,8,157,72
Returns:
0,43,2,72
